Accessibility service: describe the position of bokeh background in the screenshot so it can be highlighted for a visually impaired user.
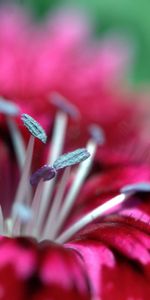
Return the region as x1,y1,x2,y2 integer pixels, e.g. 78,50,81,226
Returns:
10,0,150,85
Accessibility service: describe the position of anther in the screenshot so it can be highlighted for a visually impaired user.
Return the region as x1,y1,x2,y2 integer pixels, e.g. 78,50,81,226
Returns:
121,182,150,194
89,124,105,145
21,114,47,143
53,148,90,170
50,92,80,120
30,165,57,186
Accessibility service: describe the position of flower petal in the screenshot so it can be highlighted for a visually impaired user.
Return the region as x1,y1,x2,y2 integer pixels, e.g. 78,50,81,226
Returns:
0,237,91,300
69,220,150,299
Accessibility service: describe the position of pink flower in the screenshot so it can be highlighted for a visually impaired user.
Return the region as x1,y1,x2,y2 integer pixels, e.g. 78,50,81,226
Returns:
0,5,150,300
0,105,149,300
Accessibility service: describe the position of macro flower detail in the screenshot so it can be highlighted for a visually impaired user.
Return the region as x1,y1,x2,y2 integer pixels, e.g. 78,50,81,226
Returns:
0,104,149,300
0,5,150,300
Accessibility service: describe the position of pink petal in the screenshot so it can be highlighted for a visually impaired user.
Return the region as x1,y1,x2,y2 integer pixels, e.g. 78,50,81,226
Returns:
0,237,91,300
69,221,150,299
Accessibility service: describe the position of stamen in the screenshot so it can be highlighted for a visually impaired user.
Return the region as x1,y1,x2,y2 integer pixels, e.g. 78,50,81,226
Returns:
121,182,150,194
56,193,132,244
50,92,80,120
30,165,57,186
12,135,35,209
37,111,68,234
0,98,25,171
40,93,80,227
42,150,90,239
47,140,97,240
7,116,26,171
53,148,90,170
12,114,47,214
21,114,47,143
89,124,105,145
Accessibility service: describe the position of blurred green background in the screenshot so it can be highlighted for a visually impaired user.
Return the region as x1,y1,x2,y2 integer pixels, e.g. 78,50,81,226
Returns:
15,0,150,84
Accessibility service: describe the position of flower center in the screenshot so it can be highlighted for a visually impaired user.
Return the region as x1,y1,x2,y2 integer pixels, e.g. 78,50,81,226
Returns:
0,96,137,244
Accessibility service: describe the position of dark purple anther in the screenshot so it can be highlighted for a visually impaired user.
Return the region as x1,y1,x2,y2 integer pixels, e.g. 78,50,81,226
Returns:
50,92,80,120
89,124,105,145
30,165,57,186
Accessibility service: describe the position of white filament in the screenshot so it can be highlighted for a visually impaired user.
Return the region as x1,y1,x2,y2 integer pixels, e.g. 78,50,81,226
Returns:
7,116,26,171
25,179,44,237
42,167,71,240
56,193,131,244
11,135,35,226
